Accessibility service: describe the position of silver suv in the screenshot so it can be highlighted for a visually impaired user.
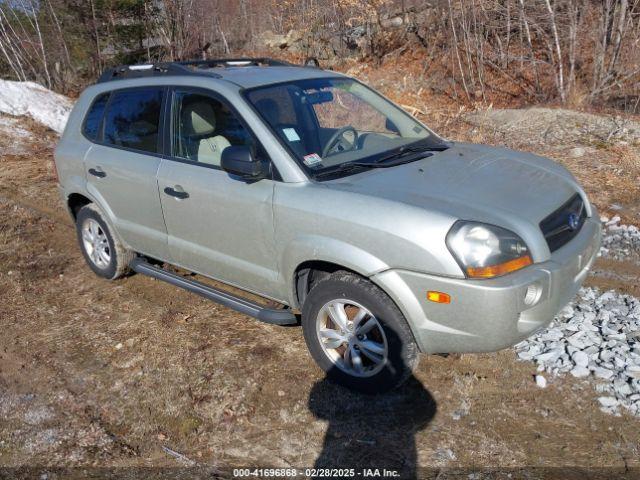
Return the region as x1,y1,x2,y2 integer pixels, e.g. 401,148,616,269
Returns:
55,58,601,392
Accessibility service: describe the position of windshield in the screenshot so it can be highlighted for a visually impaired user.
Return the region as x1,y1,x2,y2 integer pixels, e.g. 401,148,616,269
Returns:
245,78,446,179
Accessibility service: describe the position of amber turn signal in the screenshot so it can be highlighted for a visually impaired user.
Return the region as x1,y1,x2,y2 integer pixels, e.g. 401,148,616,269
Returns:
466,255,533,279
427,291,451,304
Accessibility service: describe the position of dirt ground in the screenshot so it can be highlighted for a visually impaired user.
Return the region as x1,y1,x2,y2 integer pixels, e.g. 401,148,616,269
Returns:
1,109,640,480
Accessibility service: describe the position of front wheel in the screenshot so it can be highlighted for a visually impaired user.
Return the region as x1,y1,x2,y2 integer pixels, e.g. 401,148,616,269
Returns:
302,271,419,393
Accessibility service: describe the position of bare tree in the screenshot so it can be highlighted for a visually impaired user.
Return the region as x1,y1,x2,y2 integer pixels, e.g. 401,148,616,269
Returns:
543,0,566,102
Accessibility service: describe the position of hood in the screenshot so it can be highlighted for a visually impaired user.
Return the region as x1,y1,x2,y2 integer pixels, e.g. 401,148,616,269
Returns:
327,142,586,247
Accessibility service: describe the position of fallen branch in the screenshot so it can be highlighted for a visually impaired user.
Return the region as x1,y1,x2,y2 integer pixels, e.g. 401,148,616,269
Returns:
400,103,427,116
162,446,197,466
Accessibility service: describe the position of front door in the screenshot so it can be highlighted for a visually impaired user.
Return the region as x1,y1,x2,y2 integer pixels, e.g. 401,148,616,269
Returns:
84,86,169,260
156,88,280,300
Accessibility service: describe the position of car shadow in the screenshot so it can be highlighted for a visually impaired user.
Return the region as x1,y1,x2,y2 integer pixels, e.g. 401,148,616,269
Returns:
308,357,436,478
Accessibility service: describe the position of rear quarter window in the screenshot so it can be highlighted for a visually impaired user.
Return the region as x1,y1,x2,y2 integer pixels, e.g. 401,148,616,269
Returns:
103,88,164,154
82,93,109,141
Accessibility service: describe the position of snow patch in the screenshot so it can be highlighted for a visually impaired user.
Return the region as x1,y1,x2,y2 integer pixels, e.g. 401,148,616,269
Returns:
0,115,33,155
515,287,640,417
0,116,31,138
0,80,72,134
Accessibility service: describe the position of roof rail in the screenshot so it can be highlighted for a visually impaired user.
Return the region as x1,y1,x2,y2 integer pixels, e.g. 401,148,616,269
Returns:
97,57,296,83
178,57,295,68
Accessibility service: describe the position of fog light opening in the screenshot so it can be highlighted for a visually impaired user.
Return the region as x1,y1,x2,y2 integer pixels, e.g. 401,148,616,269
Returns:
524,283,542,306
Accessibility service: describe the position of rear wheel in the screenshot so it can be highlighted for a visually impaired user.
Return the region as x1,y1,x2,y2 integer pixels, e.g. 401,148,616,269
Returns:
302,271,419,393
76,204,134,280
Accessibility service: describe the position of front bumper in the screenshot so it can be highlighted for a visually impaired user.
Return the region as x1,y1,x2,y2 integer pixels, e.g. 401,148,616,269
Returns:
372,215,602,354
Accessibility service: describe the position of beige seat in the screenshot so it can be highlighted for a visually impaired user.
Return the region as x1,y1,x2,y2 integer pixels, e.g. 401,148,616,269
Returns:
181,101,231,166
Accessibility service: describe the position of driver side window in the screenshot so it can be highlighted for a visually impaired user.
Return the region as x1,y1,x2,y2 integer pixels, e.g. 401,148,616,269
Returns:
172,91,255,167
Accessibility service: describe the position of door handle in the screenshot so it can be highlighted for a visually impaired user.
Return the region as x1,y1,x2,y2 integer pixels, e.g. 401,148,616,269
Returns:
88,167,106,178
164,186,189,200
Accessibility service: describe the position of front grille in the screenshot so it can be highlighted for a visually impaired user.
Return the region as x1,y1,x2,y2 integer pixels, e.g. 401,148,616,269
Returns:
539,193,587,252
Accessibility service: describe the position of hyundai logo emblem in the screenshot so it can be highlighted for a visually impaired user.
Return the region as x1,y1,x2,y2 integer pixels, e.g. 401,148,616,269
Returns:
568,213,581,231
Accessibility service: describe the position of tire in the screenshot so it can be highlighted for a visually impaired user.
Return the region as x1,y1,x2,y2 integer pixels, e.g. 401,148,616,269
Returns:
302,271,419,393
75,204,134,280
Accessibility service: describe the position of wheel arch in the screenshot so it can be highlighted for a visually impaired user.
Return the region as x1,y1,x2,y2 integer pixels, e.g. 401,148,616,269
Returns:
67,192,93,220
294,260,363,309
285,236,391,310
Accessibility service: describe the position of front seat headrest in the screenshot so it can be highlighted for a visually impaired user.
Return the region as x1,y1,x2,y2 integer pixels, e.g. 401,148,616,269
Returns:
183,101,216,137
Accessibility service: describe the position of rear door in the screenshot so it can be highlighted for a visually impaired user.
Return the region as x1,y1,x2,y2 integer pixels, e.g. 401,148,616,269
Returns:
156,87,280,299
83,86,169,260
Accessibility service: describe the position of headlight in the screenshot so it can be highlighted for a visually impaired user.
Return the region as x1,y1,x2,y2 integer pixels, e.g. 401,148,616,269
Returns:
446,221,532,279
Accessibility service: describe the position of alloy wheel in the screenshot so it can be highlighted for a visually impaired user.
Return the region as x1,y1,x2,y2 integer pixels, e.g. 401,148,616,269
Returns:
315,299,388,378
81,218,111,269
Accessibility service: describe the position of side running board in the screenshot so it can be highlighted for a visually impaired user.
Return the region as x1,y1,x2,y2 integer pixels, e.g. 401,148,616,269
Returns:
130,258,297,326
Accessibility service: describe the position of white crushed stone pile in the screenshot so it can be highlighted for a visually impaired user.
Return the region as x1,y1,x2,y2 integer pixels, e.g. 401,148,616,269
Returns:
0,80,72,134
465,107,640,146
599,215,640,262
515,287,640,416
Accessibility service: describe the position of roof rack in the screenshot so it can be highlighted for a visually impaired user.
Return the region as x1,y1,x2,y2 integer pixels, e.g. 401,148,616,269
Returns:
178,57,295,68
97,57,297,83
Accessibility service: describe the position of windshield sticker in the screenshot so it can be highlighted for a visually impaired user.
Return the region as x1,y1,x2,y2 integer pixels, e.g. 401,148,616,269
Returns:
303,153,323,167
282,127,301,142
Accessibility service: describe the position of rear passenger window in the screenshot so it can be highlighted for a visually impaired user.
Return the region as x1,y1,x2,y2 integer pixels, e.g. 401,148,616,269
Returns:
82,93,109,141
103,88,163,153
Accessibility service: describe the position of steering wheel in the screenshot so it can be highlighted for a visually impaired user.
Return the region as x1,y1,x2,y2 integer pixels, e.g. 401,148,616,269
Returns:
322,126,359,158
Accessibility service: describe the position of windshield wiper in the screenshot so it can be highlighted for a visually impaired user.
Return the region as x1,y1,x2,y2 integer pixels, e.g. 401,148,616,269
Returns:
313,152,434,180
313,142,450,180
372,142,449,166
313,162,379,179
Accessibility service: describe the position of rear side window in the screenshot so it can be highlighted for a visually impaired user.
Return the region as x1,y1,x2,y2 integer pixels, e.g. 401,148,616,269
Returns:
103,88,164,153
82,93,109,141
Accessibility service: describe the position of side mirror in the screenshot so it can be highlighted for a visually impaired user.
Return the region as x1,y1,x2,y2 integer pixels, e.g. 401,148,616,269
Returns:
221,146,269,180
385,118,400,134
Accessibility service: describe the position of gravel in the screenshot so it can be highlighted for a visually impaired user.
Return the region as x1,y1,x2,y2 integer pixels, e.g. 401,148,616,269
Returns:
515,287,640,417
599,215,640,262
464,107,640,147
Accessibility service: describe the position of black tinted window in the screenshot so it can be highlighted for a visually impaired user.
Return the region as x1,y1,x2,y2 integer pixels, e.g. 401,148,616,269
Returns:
103,88,163,153
83,93,109,141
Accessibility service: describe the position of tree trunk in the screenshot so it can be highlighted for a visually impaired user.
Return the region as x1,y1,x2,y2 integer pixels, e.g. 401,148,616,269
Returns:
544,0,566,102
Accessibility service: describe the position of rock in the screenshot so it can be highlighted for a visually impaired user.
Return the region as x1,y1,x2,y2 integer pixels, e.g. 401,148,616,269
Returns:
380,16,404,28
569,147,585,158
435,448,456,461
567,333,586,349
598,397,618,407
606,216,621,227
518,350,535,361
535,375,547,388
572,351,590,367
570,366,590,378
615,383,633,396
600,350,615,362
540,330,564,342
259,30,288,49
536,350,563,363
